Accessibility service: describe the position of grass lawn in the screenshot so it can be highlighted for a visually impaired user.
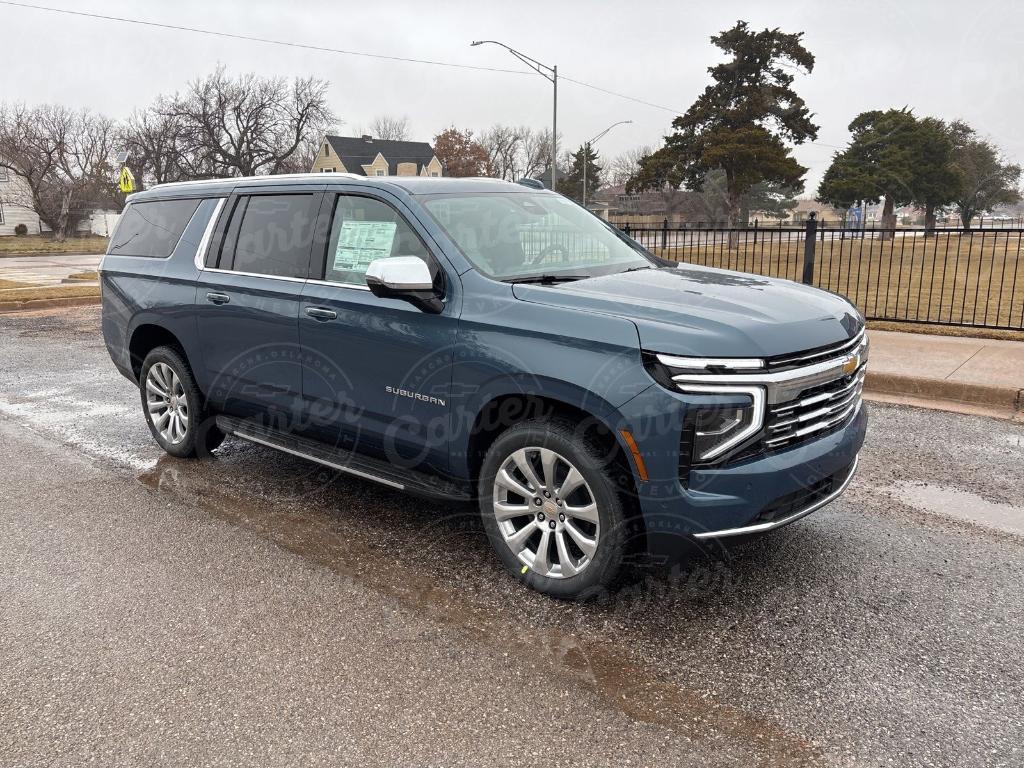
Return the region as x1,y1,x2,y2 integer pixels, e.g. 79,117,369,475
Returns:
66,270,99,281
653,231,1024,331
0,235,109,255
0,278,38,289
0,282,99,304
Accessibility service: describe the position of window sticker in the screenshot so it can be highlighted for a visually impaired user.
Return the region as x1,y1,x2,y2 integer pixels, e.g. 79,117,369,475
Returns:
332,220,397,273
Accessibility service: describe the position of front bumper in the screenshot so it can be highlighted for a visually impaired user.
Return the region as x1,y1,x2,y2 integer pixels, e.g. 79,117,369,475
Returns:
617,382,867,555
691,454,858,538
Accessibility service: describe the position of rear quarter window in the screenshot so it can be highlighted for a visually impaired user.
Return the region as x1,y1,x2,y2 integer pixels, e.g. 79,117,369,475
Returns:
107,198,202,258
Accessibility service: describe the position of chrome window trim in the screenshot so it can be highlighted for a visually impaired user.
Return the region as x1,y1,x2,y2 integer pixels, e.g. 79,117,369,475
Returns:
306,278,371,292
200,267,307,283
693,456,859,539
673,383,766,461
193,197,226,270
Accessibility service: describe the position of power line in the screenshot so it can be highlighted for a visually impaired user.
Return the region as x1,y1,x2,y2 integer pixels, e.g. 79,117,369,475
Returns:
0,0,531,75
0,0,690,115
559,75,685,115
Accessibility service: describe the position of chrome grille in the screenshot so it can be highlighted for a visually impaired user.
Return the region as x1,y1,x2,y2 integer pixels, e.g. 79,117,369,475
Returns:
767,327,866,371
763,366,866,450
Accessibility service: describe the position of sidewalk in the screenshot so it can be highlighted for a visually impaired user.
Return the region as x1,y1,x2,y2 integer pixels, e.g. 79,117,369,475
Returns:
866,329,1024,420
0,253,101,286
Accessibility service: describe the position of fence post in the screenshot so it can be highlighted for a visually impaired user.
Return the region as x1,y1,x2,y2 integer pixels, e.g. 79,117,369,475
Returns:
801,212,818,285
661,218,669,251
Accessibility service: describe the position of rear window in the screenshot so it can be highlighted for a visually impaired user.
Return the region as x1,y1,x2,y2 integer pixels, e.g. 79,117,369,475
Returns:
230,194,316,278
108,198,201,258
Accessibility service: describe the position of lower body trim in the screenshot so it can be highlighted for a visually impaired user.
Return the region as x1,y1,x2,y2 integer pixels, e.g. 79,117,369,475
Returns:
692,455,859,539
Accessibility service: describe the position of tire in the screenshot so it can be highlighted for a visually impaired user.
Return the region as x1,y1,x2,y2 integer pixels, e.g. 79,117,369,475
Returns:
139,345,223,458
478,418,629,600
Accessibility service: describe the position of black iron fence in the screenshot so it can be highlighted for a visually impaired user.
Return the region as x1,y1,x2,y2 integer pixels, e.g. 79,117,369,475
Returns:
620,218,1024,331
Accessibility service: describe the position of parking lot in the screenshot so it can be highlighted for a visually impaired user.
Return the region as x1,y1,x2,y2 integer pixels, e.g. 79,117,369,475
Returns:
1,306,1023,767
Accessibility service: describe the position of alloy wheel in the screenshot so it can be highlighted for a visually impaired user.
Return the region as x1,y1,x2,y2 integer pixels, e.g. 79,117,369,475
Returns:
146,362,189,444
492,447,600,578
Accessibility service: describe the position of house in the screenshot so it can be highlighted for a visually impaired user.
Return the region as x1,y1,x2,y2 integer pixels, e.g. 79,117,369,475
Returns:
0,166,44,236
310,134,443,177
1,165,120,237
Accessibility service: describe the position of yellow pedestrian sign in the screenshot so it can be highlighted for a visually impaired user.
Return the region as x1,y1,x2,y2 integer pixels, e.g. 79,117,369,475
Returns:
119,166,136,194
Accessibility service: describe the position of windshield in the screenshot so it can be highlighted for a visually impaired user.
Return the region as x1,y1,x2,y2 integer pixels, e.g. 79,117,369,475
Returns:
420,192,655,281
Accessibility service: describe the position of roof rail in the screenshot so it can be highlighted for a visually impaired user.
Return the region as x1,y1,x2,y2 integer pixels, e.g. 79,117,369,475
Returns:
148,172,365,190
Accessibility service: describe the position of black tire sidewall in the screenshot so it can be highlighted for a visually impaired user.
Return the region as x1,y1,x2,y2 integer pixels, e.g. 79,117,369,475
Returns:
478,419,627,600
139,346,210,459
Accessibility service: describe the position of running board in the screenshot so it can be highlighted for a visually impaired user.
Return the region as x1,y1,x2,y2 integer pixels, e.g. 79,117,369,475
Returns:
215,415,472,501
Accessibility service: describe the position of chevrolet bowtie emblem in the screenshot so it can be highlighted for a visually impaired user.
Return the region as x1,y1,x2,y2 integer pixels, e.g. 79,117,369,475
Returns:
842,355,860,375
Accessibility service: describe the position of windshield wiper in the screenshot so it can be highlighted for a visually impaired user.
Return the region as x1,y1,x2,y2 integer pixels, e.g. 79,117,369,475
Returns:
503,274,591,285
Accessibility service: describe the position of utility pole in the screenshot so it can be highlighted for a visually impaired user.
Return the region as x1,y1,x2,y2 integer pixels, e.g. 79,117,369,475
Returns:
471,40,558,189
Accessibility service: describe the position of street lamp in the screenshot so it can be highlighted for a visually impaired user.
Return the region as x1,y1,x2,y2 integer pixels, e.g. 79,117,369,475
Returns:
582,120,632,207
471,40,558,190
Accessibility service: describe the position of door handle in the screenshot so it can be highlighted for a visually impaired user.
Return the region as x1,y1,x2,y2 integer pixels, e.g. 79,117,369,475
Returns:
305,307,338,321
206,292,230,305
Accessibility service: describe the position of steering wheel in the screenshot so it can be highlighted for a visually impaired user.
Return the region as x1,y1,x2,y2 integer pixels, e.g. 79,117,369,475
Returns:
525,242,568,267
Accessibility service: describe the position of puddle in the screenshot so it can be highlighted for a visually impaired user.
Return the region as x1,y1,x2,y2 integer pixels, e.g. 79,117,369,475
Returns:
138,456,822,766
887,482,1024,536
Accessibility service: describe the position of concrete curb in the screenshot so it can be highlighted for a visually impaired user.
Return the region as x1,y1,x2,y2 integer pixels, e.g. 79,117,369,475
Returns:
865,370,1023,412
0,295,101,313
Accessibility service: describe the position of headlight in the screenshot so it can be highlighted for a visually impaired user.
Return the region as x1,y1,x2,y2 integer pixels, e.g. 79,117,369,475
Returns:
643,353,767,463
679,385,765,461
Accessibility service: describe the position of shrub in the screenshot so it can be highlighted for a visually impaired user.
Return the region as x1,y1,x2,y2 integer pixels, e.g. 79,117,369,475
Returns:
13,223,28,236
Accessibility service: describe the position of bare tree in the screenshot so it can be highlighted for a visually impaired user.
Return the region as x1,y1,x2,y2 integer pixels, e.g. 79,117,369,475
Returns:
520,127,552,179
122,100,209,187
0,103,118,240
161,67,335,177
480,124,524,180
369,115,410,141
609,145,653,186
478,125,564,182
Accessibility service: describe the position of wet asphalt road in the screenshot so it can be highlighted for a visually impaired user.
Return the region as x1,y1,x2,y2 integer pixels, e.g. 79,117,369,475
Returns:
1,306,1022,768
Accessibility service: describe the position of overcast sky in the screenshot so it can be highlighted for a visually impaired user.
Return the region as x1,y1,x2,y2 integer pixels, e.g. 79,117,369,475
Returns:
2,0,1022,192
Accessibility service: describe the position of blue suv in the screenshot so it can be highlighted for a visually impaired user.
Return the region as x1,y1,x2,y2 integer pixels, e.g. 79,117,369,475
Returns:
101,174,867,599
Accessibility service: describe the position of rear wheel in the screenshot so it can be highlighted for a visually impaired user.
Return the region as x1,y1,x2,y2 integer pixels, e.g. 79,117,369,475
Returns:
479,419,628,599
140,346,223,458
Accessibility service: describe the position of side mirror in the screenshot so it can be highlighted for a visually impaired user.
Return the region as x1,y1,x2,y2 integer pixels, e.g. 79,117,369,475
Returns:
364,256,444,314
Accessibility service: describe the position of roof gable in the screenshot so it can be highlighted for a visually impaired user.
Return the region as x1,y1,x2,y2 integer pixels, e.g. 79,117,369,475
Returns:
325,135,436,176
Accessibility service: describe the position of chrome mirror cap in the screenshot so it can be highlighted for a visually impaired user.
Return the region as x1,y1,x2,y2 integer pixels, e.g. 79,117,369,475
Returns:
365,256,433,291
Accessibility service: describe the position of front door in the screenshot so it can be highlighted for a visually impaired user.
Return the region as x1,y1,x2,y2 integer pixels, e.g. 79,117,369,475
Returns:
297,190,459,475
196,190,321,424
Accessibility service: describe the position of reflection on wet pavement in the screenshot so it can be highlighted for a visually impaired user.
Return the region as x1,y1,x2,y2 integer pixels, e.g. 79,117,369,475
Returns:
138,454,822,766
886,481,1024,536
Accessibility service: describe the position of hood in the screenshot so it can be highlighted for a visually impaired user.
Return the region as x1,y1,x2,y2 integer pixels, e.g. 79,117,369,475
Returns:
511,265,863,358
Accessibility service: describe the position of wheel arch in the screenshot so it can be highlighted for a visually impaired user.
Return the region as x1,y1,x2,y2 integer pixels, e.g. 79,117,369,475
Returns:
127,323,188,382
462,392,644,534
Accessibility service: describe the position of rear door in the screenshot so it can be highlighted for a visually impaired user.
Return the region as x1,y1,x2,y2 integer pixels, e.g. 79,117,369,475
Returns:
196,187,322,423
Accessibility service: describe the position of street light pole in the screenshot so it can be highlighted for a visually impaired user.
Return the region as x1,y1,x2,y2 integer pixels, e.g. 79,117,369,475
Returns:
471,40,558,190
581,120,632,207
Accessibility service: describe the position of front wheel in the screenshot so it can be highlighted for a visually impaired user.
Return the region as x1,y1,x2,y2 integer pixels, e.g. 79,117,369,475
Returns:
140,346,223,458
478,419,628,599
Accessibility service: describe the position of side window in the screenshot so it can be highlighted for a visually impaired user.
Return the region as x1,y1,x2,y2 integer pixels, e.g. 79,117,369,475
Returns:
108,198,201,258
229,194,316,278
323,195,432,286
